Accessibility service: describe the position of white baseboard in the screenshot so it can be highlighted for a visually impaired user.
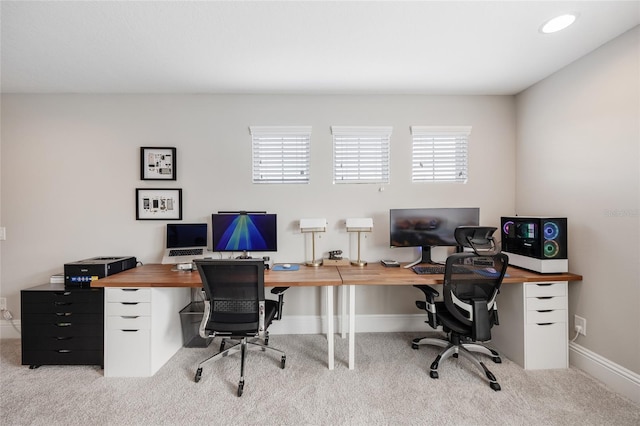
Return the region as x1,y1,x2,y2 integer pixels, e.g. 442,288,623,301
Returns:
0,319,22,339
570,342,640,405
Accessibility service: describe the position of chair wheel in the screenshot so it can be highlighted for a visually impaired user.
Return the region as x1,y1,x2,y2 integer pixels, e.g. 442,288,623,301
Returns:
490,382,501,391
280,355,286,369
219,340,226,351
430,371,439,379
194,367,202,383
453,353,458,358
492,356,502,364
411,343,419,350
237,381,244,397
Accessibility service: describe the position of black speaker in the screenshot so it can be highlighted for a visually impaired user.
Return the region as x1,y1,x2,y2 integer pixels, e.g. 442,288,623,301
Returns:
501,217,567,260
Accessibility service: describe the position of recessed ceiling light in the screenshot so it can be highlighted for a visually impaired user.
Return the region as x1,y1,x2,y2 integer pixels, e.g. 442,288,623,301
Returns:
540,13,577,34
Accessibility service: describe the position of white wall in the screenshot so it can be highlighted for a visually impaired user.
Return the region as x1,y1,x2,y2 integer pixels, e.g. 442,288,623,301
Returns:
0,94,515,319
516,27,639,374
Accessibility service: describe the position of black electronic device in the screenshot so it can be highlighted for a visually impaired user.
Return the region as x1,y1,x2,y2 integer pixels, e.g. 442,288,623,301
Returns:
381,259,400,267
389,207,479,266
500,216,568,273
211,212,277,256
64,256,137,286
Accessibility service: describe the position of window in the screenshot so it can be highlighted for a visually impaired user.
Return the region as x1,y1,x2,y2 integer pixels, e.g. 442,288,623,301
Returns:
250,126,311,184
332,126,392,184
411,126,471,183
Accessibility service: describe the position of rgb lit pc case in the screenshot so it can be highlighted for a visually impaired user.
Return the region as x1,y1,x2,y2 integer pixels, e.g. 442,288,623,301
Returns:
500,217,568,273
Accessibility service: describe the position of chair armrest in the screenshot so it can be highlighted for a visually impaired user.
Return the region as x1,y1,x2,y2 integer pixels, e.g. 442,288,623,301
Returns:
270,287,289,320
413,285,439,329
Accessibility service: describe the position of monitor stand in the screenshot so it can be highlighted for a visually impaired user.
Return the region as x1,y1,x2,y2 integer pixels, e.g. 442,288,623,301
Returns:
236,251,252,259
403,246,436,269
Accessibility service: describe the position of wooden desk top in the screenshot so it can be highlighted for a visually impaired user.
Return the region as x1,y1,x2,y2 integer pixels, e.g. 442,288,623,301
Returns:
93,263,343,288
93,263,582,288
337,263,582,285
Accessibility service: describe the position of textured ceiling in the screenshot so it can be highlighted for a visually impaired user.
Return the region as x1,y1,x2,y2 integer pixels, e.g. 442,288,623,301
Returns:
1,1,638,95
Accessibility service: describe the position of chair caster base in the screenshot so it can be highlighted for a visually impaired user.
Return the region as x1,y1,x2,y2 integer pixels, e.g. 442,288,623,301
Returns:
430,370,439,379
280,355,286,369
411,343,419,350
490,382,501,391
492,356,502,363
194,367,202,383
237,380,244,397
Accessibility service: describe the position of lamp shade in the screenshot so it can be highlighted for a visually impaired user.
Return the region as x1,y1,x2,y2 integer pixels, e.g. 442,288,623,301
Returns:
346,218,373,231
300,218,327,232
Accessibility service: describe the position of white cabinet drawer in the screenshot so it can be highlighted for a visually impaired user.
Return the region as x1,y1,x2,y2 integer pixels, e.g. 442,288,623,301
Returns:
107,315,151,330
107,302,151,316
106,288,151,303
525,282,567,298
526,296,567,311
105,328,151,377
527,309,567,324
525,322,568,369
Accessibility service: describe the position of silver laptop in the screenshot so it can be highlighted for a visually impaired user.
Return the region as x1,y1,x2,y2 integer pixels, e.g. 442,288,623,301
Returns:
161,223,208,264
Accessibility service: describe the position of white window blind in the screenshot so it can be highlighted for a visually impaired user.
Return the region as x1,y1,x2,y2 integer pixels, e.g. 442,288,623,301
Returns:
250,126,311,184
332,126,392,184
411,126,471,183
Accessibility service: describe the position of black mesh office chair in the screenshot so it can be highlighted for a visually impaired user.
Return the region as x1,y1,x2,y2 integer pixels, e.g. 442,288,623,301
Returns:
193,259,288,397
411,226,508,391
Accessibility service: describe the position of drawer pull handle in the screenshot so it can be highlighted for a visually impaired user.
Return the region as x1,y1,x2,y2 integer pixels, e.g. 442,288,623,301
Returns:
54,336,72,341
122,289,139,292
537,310,553,313
54,291,72,296
57,349,72,353
535,283,553,287
55,313,73,317
121,302,138,305
536,297,553,300
55,322,72,327
122,329,139,332
54,302,72,306
536,323,554,326
122,316,139,319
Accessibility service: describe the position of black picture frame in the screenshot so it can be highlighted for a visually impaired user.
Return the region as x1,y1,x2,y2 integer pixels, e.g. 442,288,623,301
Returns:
136,188,182,220
140,147,176,180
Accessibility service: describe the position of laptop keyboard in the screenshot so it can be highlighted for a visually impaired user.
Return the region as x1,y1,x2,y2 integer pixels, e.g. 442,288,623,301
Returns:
168,248,204,257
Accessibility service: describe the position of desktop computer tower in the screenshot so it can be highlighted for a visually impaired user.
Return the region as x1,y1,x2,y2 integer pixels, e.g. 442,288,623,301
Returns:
500,217,568,273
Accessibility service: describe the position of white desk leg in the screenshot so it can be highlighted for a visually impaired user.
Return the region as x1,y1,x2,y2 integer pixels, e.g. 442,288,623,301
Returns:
341,285,347,338
327,286,334,370
349,284,355,370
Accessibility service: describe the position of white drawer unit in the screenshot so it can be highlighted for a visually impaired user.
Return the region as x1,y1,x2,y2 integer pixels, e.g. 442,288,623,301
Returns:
491,281,568,370
104,287,190,377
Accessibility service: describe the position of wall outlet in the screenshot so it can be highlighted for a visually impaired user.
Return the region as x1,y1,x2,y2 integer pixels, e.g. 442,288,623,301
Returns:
0,297,6,311
575,314,587,336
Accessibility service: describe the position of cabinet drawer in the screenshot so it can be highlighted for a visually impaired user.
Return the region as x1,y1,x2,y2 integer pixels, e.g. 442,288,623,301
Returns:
107,315,151,330
22,335,103,351
22,313,103,325
525,322,568,369
526,296,567,311
107,302,151,316
22,322,103,337
22,301,104,315
105,328,150,377
22,289,103,304
22,350,103,366
525,282,567,298
106,288,151,303
527,309,567,324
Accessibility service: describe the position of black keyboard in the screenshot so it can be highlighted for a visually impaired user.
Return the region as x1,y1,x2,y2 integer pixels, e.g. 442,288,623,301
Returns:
412,265,472,275
168,248,204,257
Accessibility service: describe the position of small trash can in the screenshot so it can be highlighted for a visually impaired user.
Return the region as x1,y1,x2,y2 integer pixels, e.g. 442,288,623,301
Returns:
179,302,213,347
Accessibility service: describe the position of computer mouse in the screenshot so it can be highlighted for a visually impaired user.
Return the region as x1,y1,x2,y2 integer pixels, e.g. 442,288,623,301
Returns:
283,263,291,269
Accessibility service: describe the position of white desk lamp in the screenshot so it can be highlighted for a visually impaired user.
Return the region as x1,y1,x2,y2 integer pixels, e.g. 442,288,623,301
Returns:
300,218,327,267
346,218,373,267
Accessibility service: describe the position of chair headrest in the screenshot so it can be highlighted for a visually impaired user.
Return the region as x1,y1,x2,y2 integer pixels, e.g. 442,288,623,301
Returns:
454,226,498,254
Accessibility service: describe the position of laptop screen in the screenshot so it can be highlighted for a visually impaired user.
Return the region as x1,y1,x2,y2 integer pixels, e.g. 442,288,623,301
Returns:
166,223,207,249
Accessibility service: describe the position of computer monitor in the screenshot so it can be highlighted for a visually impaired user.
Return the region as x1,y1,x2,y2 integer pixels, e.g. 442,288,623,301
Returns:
211,212,277,256
389,207,479,266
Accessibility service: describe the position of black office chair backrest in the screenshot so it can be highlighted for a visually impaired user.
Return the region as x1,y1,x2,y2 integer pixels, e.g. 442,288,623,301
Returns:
442,226,509,341
194,259,266,333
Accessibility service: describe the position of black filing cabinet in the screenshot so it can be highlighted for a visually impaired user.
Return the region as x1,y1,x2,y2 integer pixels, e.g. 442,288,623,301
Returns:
21,283,104,368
